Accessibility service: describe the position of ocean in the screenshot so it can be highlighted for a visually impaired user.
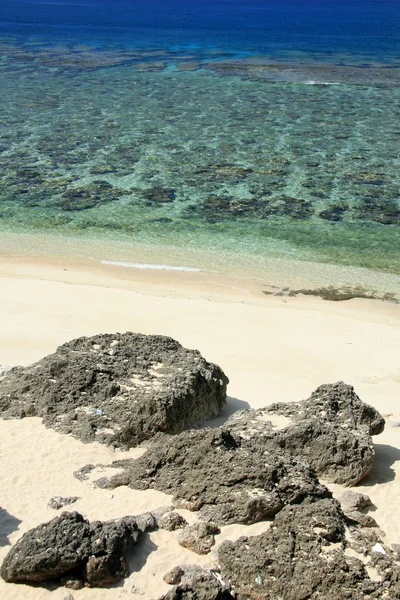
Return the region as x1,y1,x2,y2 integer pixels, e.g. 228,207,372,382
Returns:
0,0,399,293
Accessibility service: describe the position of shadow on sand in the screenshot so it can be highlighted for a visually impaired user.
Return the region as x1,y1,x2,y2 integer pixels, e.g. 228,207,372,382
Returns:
204,396,251,428
0,507,22,547
360,443,400,486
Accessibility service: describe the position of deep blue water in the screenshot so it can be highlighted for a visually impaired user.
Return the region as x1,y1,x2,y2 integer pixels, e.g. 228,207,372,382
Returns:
1,0,400,60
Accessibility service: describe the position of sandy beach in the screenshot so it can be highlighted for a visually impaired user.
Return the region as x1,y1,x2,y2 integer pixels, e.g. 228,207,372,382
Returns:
0,256,400,599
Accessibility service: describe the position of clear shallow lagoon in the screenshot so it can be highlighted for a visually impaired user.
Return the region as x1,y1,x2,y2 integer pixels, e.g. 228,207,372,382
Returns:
0,0,399,295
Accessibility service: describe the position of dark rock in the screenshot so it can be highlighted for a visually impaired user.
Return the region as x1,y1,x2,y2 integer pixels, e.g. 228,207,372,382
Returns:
163,566,184,585
218,498,385,599
54,181,129,211
1,510,157,587
228,381,384,485
143,187,176,204
0,332,228,448
319,202,348,222
178,522,220,555
48,496,80,510
92,382,383,523
158,512,188,532
263,285,398,303
96,426,330,525
159,571,235,600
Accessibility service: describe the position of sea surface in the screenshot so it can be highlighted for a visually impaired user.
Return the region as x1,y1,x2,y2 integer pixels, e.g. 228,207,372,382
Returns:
0,0,400,294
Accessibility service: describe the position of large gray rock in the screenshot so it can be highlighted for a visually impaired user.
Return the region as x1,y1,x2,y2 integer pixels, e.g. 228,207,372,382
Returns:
94,427,331,525
0,333,228,448
92,382,382,523
218,498,396,599
227,381,385,485
0,510,157,587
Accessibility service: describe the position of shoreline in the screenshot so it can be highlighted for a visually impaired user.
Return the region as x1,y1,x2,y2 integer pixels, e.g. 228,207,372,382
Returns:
1,231,400,303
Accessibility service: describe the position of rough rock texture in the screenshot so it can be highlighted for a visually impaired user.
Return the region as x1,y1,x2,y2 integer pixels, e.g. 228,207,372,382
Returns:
158,512,188,532
48,496,80,510
178,522,220,555
218,498,400,599
95,427,331,525
159,570,235,600
1,510,157,587
0,333,228,448
93,382,383,523
227,381,385,485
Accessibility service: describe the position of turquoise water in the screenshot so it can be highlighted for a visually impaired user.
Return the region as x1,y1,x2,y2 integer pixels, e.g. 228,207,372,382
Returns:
0,1,399,285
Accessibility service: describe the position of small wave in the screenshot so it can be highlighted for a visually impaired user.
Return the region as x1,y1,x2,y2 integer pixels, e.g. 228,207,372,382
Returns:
303,80,340,85
101,260,201,272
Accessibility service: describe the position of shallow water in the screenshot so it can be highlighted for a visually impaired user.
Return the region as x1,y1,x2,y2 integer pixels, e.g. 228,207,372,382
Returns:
0,1,399,292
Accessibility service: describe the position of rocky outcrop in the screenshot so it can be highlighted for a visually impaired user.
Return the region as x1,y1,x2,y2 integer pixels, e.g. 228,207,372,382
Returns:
0,510,157,587
95,427,331,525
227,381,384,485
218,498,399,599
92,382,383,523
0,333,228,448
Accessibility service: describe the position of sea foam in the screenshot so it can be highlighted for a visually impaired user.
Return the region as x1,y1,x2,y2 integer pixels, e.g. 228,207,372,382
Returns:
100,260,201,272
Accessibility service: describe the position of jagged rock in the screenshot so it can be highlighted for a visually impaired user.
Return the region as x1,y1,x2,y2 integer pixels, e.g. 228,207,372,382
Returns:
92,382,380,523
1,510,157,587
227,381,385,485
158,511,188,532
218,498,390,599
163,566,184,585
178,522,220,555
0,332,228,448
48,496,79,510
95,426,330,525
159,570,234,600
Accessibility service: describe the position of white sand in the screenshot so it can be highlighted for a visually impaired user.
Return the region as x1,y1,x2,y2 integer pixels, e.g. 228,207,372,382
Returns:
0,256,399,599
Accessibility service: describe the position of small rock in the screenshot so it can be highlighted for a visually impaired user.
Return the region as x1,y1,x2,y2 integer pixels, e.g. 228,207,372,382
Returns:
48,496,79,510
178,522,220,555
163,566,183,585
346,511,378,528
388,420,400,428
61,577,83,590
338,491,372,513
158,512,188,532
391,543,400,553
73,464,95,481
